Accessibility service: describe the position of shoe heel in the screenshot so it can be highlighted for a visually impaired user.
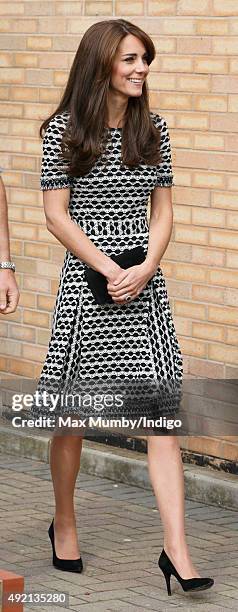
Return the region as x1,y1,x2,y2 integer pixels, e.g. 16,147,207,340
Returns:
158,548,214,595
48,518,83,573
162,569,172,596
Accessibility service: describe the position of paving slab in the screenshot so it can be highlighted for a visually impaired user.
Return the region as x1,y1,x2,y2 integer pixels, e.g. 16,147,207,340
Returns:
0,450,237,609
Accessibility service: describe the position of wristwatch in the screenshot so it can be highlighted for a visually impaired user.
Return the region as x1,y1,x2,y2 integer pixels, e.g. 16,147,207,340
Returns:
0,261,16,272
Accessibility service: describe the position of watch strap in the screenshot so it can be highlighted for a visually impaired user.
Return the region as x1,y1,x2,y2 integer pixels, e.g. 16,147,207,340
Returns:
0,261,16,271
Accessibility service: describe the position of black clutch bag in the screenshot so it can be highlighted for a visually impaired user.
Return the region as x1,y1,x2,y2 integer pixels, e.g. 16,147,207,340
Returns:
84,245,146,305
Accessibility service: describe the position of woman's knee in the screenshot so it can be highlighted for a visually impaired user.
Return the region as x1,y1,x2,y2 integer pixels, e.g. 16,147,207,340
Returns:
52,417,86,441
146,432,180,450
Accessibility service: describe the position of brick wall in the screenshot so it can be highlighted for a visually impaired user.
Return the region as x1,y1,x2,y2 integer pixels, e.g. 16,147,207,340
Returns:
0,1,238,459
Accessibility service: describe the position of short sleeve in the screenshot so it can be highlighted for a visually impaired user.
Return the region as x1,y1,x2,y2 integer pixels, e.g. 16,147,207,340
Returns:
153,114,174,188
40,111,73,191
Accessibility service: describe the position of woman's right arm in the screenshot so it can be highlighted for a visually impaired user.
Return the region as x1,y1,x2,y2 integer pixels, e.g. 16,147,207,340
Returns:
43,187,120,280
40,113,120,282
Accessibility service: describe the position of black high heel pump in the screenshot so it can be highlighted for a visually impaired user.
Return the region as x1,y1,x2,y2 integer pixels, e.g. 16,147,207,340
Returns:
48,519,83,573
158,548,214,596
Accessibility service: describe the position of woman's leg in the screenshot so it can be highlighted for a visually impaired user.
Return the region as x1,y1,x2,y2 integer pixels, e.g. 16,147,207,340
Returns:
50,424,84,559
147,434,201,579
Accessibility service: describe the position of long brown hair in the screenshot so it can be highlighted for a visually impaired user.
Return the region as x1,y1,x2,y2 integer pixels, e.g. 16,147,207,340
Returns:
40,18,162,177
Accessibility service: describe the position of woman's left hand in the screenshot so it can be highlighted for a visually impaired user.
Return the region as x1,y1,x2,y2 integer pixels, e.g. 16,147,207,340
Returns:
106,261,157,305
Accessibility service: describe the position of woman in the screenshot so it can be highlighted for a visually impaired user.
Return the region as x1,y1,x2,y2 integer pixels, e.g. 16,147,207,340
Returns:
0,172,19,314
31,19,214,596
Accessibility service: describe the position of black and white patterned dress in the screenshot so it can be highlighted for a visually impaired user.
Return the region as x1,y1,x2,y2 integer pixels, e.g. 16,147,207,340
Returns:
31,111,183,424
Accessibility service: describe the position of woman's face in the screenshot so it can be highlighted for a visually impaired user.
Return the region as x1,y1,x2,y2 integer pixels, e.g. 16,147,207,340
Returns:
109,34,150,98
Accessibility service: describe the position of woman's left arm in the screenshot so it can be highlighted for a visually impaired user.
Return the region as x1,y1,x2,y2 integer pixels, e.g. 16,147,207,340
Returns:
143,184,173,276
107,114,174,303
107,188,173,303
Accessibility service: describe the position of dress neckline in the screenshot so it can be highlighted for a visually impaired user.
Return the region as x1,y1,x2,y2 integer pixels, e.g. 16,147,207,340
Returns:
105,126,122,131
